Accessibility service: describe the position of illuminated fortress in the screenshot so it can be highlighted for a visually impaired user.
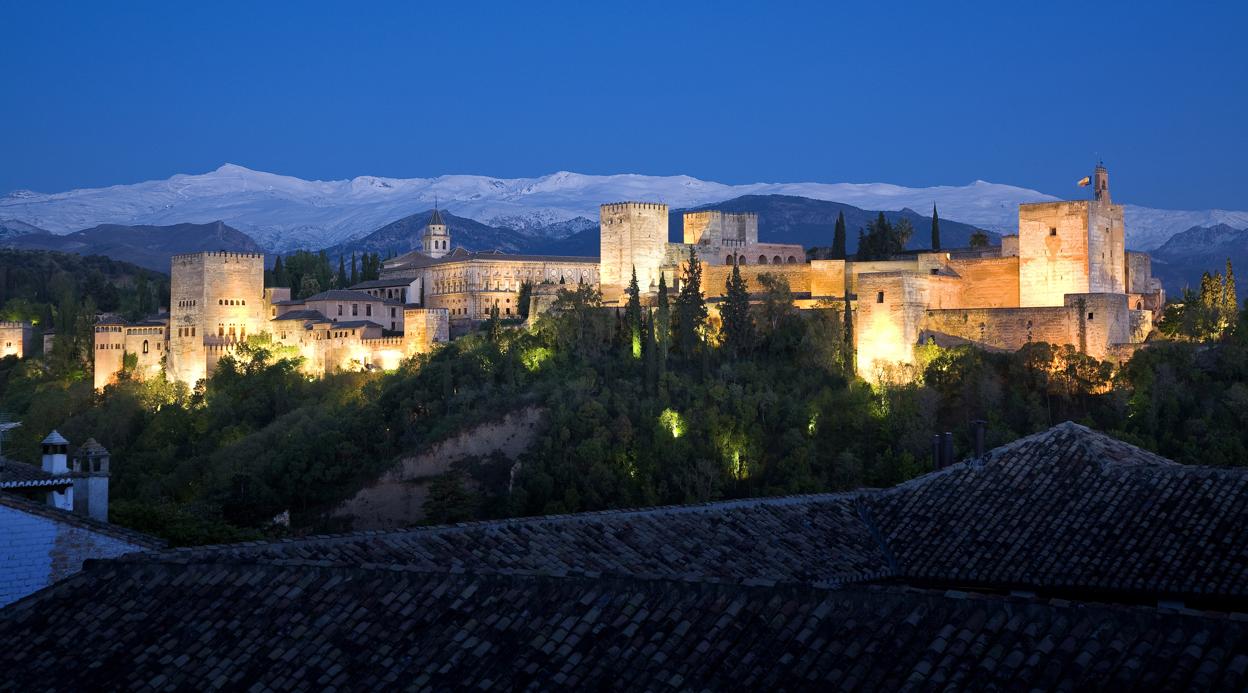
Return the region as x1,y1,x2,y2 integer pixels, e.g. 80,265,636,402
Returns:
91,164,1162,388
599,164,1164,378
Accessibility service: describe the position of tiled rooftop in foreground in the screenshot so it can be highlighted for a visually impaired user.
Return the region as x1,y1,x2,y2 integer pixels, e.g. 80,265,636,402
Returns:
3,422,1248,689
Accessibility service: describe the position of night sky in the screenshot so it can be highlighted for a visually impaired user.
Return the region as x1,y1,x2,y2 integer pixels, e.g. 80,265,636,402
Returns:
2,1,1244,210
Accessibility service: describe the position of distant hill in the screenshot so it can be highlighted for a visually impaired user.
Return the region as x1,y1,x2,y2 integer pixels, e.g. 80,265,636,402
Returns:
1150,223,1248,295
672,194,994,253
0,219,50,240
322,210,538,260
2,221,263,272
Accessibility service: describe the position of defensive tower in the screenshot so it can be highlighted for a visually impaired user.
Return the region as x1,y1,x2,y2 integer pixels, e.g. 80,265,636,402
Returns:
599,202,668,297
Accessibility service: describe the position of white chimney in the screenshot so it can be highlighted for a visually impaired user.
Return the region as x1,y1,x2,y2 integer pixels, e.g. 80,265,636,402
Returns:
41,430,69,474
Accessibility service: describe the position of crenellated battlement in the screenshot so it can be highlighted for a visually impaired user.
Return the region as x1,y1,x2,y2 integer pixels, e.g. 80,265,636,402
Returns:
171,251,266,262
600,202,668,212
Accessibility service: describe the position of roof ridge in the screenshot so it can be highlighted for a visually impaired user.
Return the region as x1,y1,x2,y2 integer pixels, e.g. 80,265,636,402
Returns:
145,490,871,557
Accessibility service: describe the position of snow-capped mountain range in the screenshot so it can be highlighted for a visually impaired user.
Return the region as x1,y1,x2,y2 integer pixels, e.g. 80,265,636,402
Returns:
3,164,1245,252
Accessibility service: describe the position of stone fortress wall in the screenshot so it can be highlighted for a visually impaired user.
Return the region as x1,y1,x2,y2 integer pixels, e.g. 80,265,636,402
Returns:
167,252,267,386
599,202,669,299
0,322,31,359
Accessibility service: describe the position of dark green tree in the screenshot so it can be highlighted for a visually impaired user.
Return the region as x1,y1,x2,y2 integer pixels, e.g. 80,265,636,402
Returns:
270,256,287,288
336,256,348,289
856,213,912,260
969,230,990,249
720,263,753,358
349,253,358,286
832,211,847,260
931,204,941,251
674,246,707,359
655,272,671,376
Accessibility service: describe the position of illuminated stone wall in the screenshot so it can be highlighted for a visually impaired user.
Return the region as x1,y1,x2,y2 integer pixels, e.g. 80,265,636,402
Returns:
947,256,1020,308
599,202,668,297
403,308,450,356
92,322,126,390
1018,201,1091,307
920,293,1130,361
0,322,30,359
122,325,166,382
701,263,811,299
854,273,931,377
168,252,266,386
809,260,848,298
1087,200,1126,294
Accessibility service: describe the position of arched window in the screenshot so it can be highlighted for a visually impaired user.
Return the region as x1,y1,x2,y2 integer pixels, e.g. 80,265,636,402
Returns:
142,340,149,354
759,255,768,264
787,256,797,263
725,255,733,265
773,256,782,264
739,257,747,265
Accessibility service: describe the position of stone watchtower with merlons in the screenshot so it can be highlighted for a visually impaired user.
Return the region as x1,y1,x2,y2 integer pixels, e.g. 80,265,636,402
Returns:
422,208,451,259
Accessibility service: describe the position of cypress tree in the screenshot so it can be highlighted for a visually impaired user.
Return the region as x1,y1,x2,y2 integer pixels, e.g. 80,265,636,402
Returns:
931,204,941,251
625,265,643,359
832,211,847,260
720,263,753,358
271,255,286,288
674,246,708,359
656,272,671,376
350,253,359,286
337,256,348,289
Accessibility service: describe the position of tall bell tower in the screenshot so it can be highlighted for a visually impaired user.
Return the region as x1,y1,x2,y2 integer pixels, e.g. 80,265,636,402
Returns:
422,207,451,258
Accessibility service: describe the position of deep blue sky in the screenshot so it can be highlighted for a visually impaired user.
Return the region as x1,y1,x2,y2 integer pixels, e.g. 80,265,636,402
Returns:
2,1,1245,209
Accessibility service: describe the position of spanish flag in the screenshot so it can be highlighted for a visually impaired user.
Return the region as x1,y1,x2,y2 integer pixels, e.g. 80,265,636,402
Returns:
1077,176,1092,187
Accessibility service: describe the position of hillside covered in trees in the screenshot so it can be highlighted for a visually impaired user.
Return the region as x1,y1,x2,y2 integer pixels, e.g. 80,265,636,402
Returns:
0,251,1244,545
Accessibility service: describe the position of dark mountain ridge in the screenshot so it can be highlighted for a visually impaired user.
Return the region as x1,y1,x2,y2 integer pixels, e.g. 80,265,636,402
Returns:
1151,223,1248,295
2,221,263,272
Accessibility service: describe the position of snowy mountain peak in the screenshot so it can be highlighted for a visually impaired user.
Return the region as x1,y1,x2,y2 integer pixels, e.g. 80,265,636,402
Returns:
2,165,1245,252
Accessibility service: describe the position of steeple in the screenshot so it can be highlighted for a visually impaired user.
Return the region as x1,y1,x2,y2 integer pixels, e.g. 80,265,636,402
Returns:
421,202,450,259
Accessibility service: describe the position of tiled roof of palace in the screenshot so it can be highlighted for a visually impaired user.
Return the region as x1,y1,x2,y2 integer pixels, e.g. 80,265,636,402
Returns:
349,277,416,289
4,422,1248,689
270,309,329,323
384,246,598,272
301,289,390,302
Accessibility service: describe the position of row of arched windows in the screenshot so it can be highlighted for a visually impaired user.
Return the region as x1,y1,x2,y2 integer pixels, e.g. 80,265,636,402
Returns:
219,299,246,306
725,254,799,266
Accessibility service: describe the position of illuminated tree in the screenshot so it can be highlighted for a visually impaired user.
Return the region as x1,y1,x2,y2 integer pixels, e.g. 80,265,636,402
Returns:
625,265,643,359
